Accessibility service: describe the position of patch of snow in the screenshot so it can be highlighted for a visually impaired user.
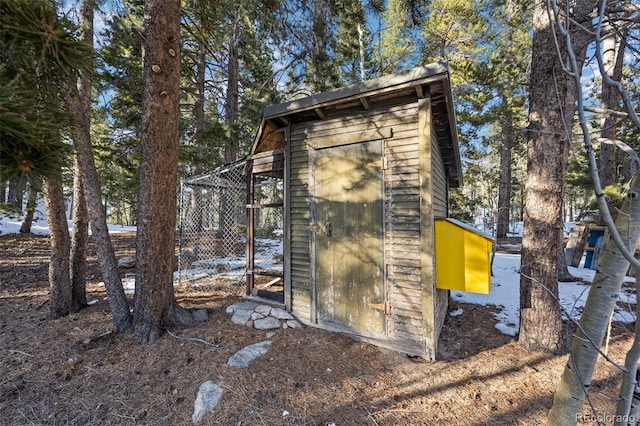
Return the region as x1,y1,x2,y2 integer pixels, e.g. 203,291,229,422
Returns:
454,252,636,336
4,215,635,338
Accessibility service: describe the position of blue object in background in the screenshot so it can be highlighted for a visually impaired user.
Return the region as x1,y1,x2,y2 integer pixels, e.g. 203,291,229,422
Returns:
584,229,605,269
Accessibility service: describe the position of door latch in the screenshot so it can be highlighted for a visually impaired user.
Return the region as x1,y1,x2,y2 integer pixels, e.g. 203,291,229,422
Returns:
370,301,391,315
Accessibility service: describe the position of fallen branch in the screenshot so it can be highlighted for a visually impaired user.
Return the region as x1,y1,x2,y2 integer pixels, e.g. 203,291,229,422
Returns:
6,349,34,357
165,329,219,348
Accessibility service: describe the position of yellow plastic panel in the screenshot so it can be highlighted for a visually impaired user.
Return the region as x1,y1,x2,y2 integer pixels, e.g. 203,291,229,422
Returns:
435,218,493,294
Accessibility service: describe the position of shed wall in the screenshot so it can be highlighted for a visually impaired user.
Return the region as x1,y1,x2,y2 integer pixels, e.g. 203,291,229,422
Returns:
287,100,450,355
431,124,450,348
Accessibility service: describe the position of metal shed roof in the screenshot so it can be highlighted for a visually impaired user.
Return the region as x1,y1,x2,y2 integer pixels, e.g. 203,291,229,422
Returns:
252,61,463,187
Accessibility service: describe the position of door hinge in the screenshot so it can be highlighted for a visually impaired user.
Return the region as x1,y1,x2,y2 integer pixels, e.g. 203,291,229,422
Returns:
370,301,391,315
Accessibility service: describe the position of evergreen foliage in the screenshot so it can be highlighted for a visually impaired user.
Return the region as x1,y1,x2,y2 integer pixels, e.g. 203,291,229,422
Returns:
3,0,637,236
0,0,91,182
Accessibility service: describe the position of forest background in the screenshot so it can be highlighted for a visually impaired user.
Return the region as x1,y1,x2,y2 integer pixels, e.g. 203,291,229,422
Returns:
2,0,640,423
3,0,636,235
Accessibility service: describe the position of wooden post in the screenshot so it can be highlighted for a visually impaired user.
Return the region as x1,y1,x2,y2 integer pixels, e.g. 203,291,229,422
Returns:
418,90,437,361
246,161,254,296
570,225,590,267
564,225,584,266
283,127,292,311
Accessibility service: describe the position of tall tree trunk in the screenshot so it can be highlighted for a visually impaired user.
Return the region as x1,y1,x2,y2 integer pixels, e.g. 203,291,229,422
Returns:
310,0,334,92
19,179,39,233
193,39,206,174
7,177,24,213
548,175,640,424
66,0,131,330
43,176,78,317
557,227,575,281
134,0,207,345
224,8,240,164
219,9,241,251
189,40,206,233
519,0,595,353
496,104,513,239
70,159,88,307
358,22,365,81
519,0,566,353
598,21,624,191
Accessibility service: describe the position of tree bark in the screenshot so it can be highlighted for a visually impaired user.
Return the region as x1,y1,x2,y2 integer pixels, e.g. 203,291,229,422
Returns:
218,8,241,251
7,178,24,213
134,0,207,345
224,8,239,165
598,21,624,191
548,175,640,425
557,228,575,282
43,176,78,317
188,39,206,233
193,39,206,175
70,158,88,307
496,103,513,239
19,180,39,233
519,0,595,353
65,0,131,330
519,0,567,353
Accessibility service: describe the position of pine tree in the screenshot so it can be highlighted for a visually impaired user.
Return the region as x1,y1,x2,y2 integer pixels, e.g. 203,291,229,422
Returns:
519,0,597,354
379,0,416,74
133,0,207,345
66,0,131,329
1,0,92,317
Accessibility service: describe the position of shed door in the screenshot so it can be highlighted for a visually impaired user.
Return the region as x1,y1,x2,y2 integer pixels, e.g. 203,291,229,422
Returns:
314,140,385,336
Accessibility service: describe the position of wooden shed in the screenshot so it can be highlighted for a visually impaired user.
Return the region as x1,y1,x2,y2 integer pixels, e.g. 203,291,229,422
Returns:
245,62,470,360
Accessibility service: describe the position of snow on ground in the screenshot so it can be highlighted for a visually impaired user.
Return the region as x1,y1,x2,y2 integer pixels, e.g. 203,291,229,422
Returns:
453,252,636,336
0,214,136,235
2,214,635,336
174,236,284,287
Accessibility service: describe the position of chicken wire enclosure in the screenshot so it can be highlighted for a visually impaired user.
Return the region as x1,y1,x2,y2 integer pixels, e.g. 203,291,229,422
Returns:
246,174,285,302
178,160,247,287
177,159,284,290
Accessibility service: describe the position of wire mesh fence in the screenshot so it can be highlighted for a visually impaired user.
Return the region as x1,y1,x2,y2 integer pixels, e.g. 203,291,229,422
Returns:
177,159,284,290
250,174,285,271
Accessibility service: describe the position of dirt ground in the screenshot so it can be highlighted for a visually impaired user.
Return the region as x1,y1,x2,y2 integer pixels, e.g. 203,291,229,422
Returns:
0,233,634,425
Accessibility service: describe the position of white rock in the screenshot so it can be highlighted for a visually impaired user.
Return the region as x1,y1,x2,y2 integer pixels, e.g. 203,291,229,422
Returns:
449,308,464,317
285,320,302,328
254,317,281,330
250,312,265,320
270,307,294,320
226,301,259,314
255,304,272,316
192,381,223,423
227,340,272,368
230,309,254,325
